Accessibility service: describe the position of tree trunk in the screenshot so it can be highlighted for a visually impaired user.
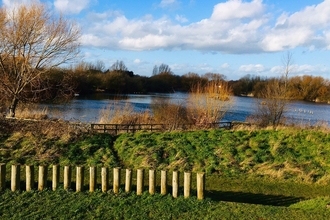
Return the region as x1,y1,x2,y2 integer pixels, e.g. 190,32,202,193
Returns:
8,97,18,117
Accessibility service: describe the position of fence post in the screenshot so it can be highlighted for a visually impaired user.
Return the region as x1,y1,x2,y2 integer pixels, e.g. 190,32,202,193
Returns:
101,167,109,192
76,166,84,192
197,172,205,200
89,166,97,192
125,169,132,193
113,167,121,194
64,165,72,190
52,165,60,191
172,171,179,198
136,169,144,195
11,165,20,191
26,165,34,191
38,165,47,191
0,163,5,191
149,169,156,195
161,170,167,195
184,172,191,198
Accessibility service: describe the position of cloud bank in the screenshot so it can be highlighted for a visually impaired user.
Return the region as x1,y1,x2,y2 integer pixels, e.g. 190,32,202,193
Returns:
79,0,330,54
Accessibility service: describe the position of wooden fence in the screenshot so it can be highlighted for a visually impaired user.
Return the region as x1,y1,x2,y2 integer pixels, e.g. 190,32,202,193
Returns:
0,164,205,200
91,121,233,134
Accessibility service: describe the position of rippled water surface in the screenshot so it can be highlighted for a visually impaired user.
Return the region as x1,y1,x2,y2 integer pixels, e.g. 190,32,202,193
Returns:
40,93,330,126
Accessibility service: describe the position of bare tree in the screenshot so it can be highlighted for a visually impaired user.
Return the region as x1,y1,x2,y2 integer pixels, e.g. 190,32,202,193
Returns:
111,60,128,72
252,52,293,128
152,63,172,75
0,3,80,117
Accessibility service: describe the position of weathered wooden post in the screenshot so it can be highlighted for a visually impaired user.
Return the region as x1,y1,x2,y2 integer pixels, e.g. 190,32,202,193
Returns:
161,170,167,195
184,172,191,198
125,169,132,193
52,165,60,191
0,163,5,191
76,166,84,192
11,164,20,191
136,169,144,195
149,169,156,195
197,172,205,200
26,165,34,191
64,165,72,190
172,171,179,198
38,165,47,191
89,166,97,192
113,167,121,194
101,167,109,192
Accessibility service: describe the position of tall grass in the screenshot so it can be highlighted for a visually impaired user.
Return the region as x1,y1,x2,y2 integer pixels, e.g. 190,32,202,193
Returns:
151,98,191,130
186,81,232,129
98,101,153,125
14,104,49,120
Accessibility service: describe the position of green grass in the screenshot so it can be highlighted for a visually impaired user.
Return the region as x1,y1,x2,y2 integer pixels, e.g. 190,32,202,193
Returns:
114,128,330,183
2,123,330,219
1,189,330,220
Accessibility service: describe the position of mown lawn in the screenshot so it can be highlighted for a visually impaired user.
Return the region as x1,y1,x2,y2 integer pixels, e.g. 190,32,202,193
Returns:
0,189,330,220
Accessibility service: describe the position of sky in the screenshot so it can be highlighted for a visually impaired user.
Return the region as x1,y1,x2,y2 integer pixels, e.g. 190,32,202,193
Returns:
2,0,330,80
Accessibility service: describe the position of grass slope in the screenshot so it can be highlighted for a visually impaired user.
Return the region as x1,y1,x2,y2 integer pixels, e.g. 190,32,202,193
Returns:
114,128,330,183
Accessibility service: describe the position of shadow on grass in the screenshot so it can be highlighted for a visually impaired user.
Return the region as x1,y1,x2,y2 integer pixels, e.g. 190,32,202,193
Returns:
206,190,304,206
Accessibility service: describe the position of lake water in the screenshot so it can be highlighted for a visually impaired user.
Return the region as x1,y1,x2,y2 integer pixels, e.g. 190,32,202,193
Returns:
41,93,330,126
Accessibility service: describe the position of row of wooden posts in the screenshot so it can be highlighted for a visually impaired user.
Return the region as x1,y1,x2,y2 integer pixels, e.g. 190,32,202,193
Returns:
0,164,205,200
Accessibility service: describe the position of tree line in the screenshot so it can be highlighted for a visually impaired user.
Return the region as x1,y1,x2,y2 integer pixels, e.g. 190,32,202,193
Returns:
230,74,330,102
38,60,330,103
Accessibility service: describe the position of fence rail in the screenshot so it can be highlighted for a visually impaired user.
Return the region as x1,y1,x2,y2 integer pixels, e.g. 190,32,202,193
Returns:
0,163,205,200
91,121,233,134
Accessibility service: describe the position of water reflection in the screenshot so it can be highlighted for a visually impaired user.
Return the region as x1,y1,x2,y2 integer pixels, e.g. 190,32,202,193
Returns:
40,93,330,126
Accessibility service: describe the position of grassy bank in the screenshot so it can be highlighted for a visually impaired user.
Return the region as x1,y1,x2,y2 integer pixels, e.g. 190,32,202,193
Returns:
1,120,330,183
1,119,330,218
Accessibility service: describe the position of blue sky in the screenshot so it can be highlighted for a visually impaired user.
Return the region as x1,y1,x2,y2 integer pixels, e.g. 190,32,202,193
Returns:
2,0,330,80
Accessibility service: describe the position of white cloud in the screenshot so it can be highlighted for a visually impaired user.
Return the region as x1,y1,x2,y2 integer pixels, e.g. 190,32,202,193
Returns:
54,0,90,14
262,0,330,51
80,0,330,54
221,63,230,68
211,0,264,21
159,0,180,9
81,0,267,53
134,59,141,64
270,64,329,76
239,64,266,73
175,14,188,23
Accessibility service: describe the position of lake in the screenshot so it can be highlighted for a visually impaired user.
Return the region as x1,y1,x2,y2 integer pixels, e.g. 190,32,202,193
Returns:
41,93,330,126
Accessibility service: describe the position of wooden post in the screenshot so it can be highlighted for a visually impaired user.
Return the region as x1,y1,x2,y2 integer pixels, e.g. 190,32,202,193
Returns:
38,165,47,191
197,172,205,200
26,165,34,191
101,167,108,192
64,166,72,190
113,167,121,194
0,163,5,191
125,169,132,193
76,166,84,192
184,172,191,198
89,166,97,192
11,165,20,191
172,171,179,198
52,165,60,191
136,169,144,195
149,169,156,195
161,170,167,195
